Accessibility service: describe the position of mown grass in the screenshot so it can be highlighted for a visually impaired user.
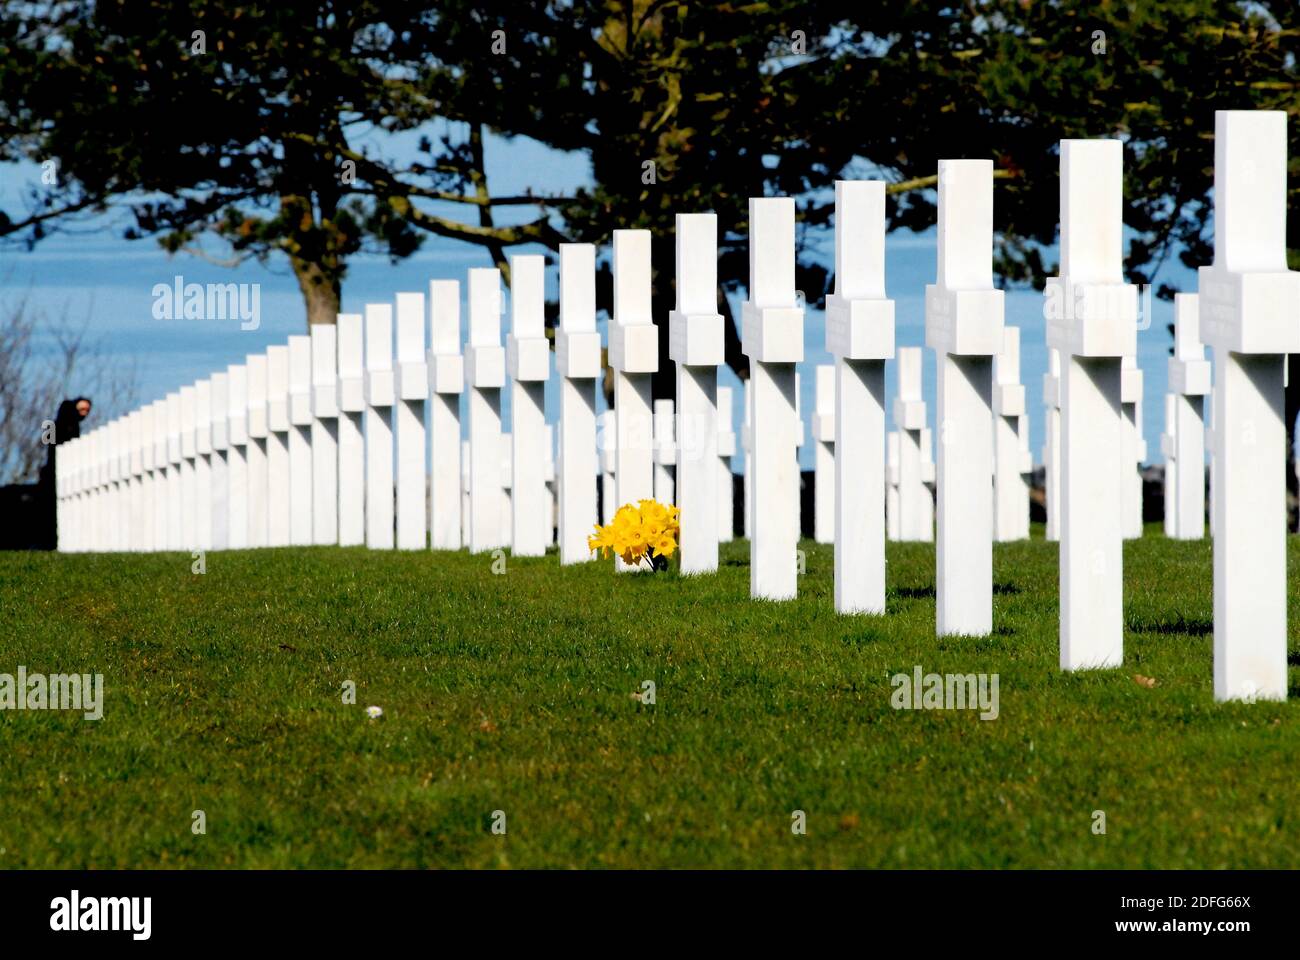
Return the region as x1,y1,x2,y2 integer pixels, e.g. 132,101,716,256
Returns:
0,526,1297,868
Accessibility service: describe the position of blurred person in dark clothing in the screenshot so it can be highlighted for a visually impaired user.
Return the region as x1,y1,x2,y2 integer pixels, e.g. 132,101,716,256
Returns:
37,397,92,548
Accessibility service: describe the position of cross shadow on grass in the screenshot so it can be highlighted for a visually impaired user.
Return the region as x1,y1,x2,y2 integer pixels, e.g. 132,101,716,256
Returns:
890,585,935,600
889,583,1020,599
1125,613,1213,636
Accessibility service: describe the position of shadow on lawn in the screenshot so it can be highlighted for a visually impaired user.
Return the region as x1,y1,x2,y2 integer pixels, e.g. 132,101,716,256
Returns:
891,585,935,600
889,582,1020,600
1125,613,1213,636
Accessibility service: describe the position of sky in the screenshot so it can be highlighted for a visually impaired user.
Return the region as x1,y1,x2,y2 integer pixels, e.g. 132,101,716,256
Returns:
0,128,1196,473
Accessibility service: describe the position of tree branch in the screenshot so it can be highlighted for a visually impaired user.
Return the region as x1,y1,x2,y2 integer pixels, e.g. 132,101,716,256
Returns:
886,168,1019,195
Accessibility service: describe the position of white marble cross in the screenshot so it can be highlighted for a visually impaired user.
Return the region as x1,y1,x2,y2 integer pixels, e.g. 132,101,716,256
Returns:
460,438,472,547
1041,347,1062,541
117,415,132,549
653,399,676,505
76,430,90,550
506,255,551,556
105,418,119,549
886,430,901,541
716,385,736,544
792,371,804,548
811,363,835,546
87,424,100,550
89,423,102,550
609,229,658,568
117,413,133,551
266,344,292,547
893,346,933,543
86,424,101,550
166,390,185,549
555,246,602,564
1160,391,1178,537
179,384,199,549
993,325,1030,542
1045,138,1136,671
111,420,123,549
500,432,513,547
85,429,97,548
669,213,724,574
69,429,86,550
428,281,464,550
125,410,144,552
83,426,96,549
193,378,214,551
1197,110,1298,702
825,180,895,612
1121,355,1146,539
394,293,429,550
925,159,1004,637
244,351,270,546
99,420,115,550
108,418,122,550
226,364,250,549
104,421,117,550
600,410,616,524
137,403,158,551
1167,293,1209,538
82,428,96,549
310,324,339,545
742,197,804,600
544,424,557,546
363,305,396,549
466,268,506,554
741,379,752,538
335,314,366,547
287,334,315,546
209,371,229,550
113,414,127,550
142,402,159,551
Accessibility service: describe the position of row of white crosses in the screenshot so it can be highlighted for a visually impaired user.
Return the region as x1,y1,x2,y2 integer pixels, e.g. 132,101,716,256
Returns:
822,334,1039,549
53,238,740,562
819,330,1031,549
55,112,1293,704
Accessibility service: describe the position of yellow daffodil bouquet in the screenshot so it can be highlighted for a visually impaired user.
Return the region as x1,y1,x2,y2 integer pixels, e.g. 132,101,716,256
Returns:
587,499,680,571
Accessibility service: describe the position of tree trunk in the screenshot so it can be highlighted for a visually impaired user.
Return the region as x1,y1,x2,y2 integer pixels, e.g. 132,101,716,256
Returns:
291,257,343,327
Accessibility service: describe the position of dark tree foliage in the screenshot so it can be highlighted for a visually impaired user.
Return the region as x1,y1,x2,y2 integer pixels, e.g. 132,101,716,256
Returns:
3,1,1298,449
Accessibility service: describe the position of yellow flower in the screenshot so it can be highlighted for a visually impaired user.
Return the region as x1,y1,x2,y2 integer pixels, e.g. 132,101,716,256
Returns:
587,524,613,559
588,498,680,568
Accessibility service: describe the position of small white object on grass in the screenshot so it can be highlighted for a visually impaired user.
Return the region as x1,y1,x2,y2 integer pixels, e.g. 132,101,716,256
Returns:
365,705,383,719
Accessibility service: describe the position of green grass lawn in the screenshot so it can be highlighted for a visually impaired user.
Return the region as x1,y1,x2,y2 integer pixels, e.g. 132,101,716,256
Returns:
1,526,1297,868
